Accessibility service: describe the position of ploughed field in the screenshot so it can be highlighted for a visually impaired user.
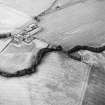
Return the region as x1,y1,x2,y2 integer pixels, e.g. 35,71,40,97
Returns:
0,0,105,105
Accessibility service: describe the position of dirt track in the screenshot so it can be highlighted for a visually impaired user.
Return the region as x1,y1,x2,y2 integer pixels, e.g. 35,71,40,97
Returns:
0,0,105,105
